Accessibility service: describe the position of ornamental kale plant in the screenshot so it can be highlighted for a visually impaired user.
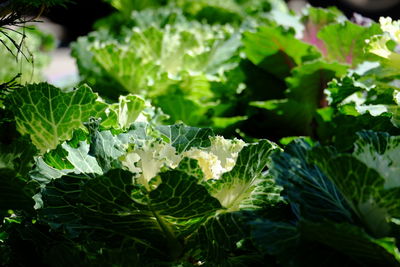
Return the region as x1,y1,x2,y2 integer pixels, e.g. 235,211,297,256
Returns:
72,9,246,132
1,82,283,265
72,2,399,143
1,0,400,266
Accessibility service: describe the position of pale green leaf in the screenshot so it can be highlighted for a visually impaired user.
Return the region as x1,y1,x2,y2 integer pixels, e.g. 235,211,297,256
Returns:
156,123,214,153
5,83,107,153
318,21,382,67
354,131,400,189
208,140,281,212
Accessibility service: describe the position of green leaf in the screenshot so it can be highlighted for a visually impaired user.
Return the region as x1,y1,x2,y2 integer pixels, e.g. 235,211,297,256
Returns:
39,169,222,259
33,122,216,189
31,136,105,186
391,91,400,127
150,170,223,235
30,156,72,184
268,132,400,263
105,0,163,13
366,17,400,73
30,121,278,264
90,41,162,96
5,83,107,153
118,122,152,146
243,26,321,78
108,94,146,129
250,219,299,255
0,137,37,177
175,157,205,180
308,132,400,237
314,154,392,236
208,140,281,212
300,220,400,265
31,124,124,184
155,92,209,126
88,129,126,172
318,21,382,67
329,73,400,129
156,123,214,153
353,131,400,189
326,75,364,106
61,141,103,176
301,7,345,55
251,60,348,135
264,9,304,37
0,169,35,213
285,60,348,107
328,112,398,152
122,7,187,29
211,116,247,131
176,0,287,25
270,139,353,222
192,211,263,265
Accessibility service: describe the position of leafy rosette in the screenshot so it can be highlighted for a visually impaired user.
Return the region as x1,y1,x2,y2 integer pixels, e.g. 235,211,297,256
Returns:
72,17,246,129
26,114,281,264
256,131,400,266
241,7,387,141
2,82,283,265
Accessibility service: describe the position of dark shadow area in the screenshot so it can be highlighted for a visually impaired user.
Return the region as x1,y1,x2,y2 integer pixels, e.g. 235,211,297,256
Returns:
42,0,400,46
308,0,400,20
45,0,114,45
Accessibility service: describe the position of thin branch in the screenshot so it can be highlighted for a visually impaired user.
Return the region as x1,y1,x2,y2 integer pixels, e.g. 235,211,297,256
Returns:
1,26,25,35
0,36,16,57
0,28,28,61
0,73,22,101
